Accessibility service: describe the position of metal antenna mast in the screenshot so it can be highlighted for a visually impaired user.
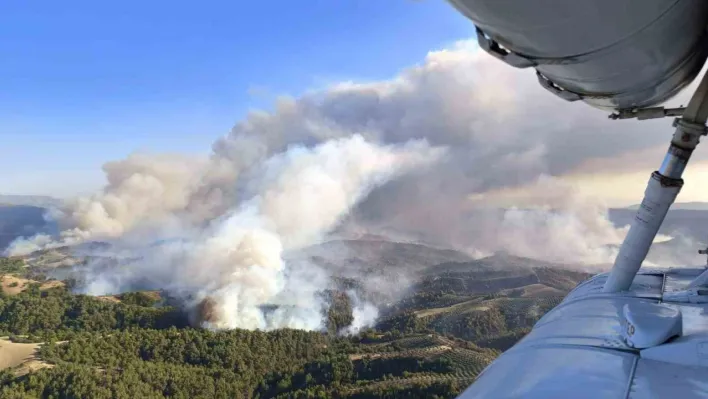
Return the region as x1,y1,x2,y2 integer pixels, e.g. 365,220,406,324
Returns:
604,73,708,292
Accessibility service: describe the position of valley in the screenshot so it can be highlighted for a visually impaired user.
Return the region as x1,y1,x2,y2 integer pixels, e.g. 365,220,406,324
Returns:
0,240,591,398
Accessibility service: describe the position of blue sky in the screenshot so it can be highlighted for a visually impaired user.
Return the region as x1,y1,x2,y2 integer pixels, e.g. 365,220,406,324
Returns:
1,0,472,197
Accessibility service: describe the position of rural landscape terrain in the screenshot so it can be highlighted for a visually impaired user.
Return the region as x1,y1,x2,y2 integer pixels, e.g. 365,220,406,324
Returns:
8,1,708,397
1,198,707,398
0,206,590,398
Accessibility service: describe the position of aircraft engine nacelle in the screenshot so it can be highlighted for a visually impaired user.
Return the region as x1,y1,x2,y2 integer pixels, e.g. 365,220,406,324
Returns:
448,0,708,111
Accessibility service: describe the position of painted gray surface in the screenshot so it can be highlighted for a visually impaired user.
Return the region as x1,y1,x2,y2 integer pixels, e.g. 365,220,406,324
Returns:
458,268,708,398
447,0,708,110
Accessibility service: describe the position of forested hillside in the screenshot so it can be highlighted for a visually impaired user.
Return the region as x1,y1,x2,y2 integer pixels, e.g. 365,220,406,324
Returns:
0,285,476,398
0,246,590,398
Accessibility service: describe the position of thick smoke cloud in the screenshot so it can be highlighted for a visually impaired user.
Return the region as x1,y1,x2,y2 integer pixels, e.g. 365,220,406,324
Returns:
75,136,442,330
64,154,207,238
9,41,704,330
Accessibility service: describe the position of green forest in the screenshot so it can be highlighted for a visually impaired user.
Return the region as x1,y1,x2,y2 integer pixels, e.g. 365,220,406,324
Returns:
0,254,586,398
0,286,471,398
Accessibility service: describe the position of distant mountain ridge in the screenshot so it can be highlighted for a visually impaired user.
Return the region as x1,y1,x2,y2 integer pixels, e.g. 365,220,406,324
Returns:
626,202,708,211
0,195,61,252
0,194,61,208
0,205,53,252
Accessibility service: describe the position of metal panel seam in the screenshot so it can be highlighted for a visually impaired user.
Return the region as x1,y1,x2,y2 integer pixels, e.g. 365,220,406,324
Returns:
624,356,639,399
554,296,660,313
660,273,668,302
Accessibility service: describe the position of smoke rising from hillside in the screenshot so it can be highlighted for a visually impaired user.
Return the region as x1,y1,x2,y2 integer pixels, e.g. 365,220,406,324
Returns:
75,136,442,330
8,41,695,330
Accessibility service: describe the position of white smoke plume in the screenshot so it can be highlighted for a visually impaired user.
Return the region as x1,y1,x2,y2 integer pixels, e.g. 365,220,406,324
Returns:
9,40,704,330
460,176,626,265
76,135,442,330
345,290,380,335
7,153,209,255
11,42,691,259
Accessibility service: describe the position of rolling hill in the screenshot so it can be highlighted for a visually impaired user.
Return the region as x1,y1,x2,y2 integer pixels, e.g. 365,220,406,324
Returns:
0,238,593,397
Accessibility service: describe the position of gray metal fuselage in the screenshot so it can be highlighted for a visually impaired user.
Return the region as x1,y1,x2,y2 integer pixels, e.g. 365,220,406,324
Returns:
448,0,708,110
446,1,708,397
458,267,708,398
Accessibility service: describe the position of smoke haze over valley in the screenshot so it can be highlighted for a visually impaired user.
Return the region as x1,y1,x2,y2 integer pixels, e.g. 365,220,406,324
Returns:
9,2,708,396
4,42,708,333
